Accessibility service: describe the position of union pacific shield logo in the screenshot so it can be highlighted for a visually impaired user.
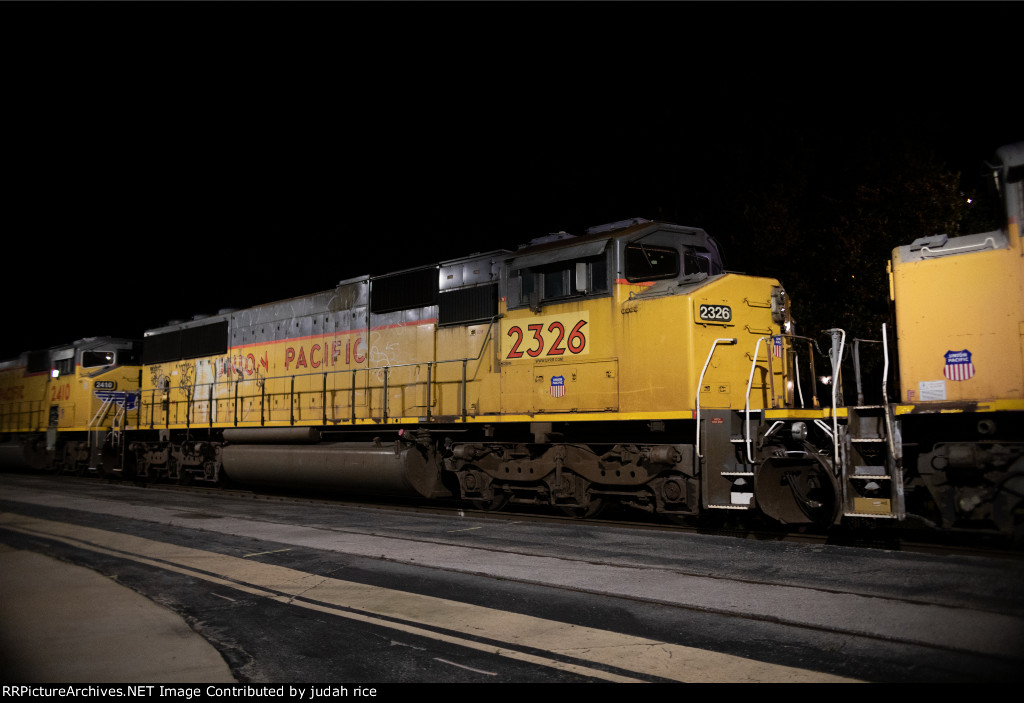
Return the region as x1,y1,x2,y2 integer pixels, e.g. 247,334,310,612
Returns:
943,349,975,381
550,375,565,398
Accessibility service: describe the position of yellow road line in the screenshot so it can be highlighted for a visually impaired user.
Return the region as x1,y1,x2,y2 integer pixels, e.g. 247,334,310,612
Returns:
0,513,859,683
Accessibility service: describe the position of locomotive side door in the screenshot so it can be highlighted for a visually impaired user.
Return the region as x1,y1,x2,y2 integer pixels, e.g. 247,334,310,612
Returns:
48,347,75,435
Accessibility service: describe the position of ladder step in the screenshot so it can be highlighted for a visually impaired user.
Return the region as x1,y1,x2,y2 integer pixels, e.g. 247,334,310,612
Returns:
853,465,889,476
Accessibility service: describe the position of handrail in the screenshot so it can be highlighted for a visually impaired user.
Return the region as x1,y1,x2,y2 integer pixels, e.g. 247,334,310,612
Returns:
743,336,769,464
881,322,905,520
881,323,896,460
918,236,997,258
0,400,46,432
142,316,501,428
825,328,846,469
779,333,820,409
851,336,883,405
87,398,113,445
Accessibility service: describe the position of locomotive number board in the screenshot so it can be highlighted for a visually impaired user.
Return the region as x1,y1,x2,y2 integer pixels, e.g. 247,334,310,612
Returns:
696,303,733,324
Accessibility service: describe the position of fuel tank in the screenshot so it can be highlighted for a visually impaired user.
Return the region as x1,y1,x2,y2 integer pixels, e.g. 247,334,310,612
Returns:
0,436,48,471
0,440,35,470
220,437,450,499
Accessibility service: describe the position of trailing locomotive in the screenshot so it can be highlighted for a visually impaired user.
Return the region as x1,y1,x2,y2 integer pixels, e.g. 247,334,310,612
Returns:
0,337,140,474
883,142,1024,537
1,143,1021,541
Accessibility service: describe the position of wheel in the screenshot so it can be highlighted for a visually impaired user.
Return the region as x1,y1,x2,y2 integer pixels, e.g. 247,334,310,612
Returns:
164,456,179,484
560,497,606,519
471,493,509,511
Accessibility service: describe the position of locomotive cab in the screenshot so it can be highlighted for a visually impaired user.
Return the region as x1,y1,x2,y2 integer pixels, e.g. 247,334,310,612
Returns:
47,338,141,429
44,337,142,474
0,336,141,473
481,218,793,518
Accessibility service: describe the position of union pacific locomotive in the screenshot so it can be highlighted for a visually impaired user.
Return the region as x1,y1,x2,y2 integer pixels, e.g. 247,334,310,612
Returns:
2,143,1022,540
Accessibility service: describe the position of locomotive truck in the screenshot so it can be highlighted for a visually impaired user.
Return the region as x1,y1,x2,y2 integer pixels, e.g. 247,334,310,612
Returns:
1,142,1021,539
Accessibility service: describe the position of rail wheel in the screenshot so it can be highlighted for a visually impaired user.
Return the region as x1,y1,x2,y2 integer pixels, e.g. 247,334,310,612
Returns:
560,496,606,519
471,493,509,511
664,513,698,527
165,456,184,484
73,456,88,477
459,467,507,511
52,447,70,475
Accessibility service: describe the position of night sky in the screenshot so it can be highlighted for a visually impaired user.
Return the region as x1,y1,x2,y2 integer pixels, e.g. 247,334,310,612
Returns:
2,4,1019,361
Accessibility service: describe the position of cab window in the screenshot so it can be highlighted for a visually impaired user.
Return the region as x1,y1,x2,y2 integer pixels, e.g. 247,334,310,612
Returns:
513,254,608,307
81,351,115,368
625,243,679,281
684,251,713,275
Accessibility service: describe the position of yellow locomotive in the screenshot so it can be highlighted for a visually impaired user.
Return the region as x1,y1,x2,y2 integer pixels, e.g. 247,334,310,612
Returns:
1,143,1021,540
0,337,140,473
128,218,790,521
885,142,1024,535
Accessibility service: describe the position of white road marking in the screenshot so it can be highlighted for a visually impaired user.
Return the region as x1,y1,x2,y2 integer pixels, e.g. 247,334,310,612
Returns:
243,548,293,558
434,658,497,676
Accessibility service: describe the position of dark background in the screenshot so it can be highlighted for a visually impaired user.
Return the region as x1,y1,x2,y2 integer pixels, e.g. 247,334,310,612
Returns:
2,4,1020,361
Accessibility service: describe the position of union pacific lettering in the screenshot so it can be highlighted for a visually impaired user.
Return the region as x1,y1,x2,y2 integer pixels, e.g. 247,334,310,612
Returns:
284,337,365,370
216,352,270,379
223,318,425,376
0,385,25,402
217,338,369,379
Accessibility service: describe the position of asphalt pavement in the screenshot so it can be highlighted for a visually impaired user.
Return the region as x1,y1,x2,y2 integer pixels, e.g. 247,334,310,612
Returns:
2,473,1022,684
0,544,235,683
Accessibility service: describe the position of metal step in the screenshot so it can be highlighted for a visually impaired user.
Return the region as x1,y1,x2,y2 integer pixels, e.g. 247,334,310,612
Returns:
851,465,890,479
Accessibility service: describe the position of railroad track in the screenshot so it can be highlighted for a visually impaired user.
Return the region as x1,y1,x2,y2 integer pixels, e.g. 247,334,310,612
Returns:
6,469,1021,560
